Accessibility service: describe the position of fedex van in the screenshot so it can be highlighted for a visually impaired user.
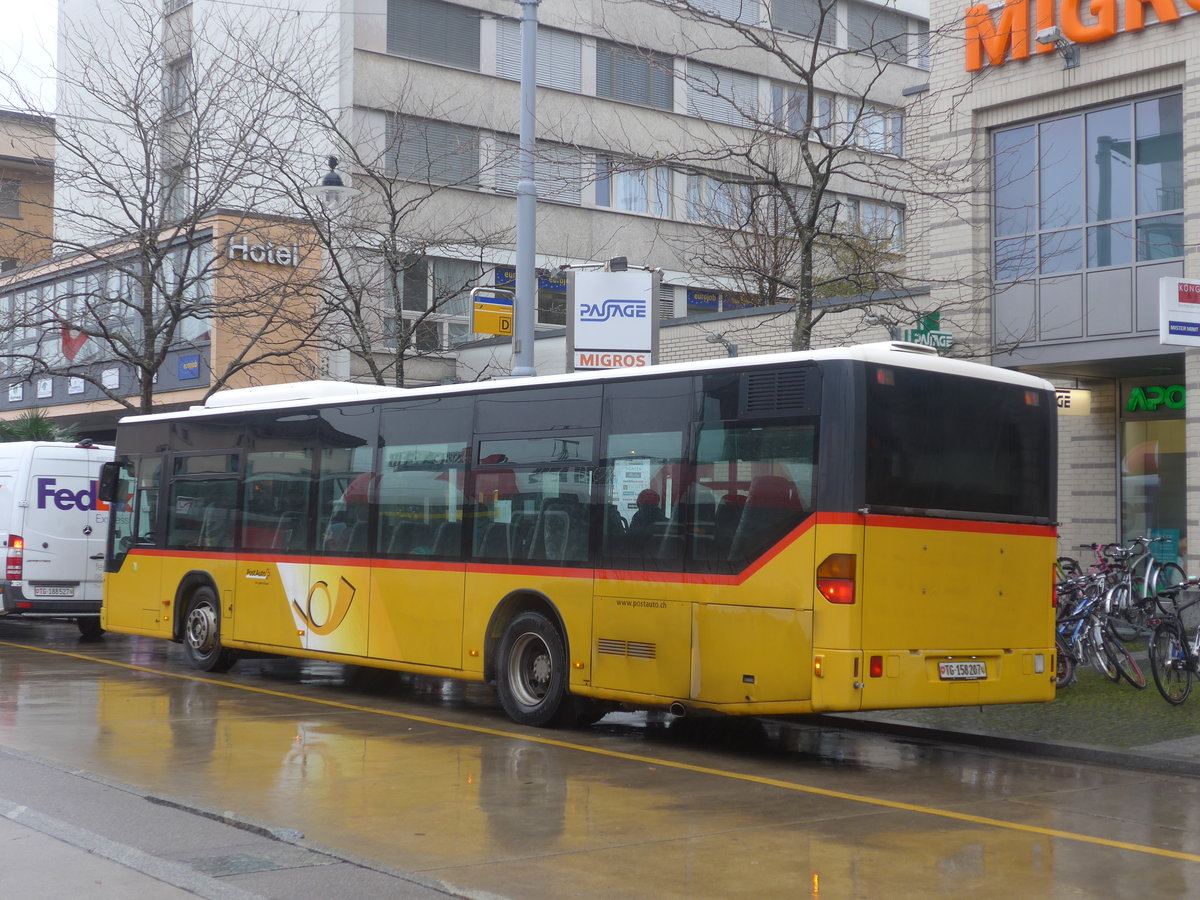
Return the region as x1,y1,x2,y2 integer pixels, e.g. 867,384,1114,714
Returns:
0,441,115,638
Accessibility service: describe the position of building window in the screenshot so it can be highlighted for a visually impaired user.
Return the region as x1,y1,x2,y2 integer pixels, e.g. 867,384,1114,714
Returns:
386,115,481,186
0,179,19,218
162,165,191,221
686,173,751,228
0,258,16,273
164,0,191,13
850,198,903,251
595,41,674,110
595,158,672,216
495,266,567,326
386,0,480,71
495,21,582,92
387,257,479,352
771,85,836,141
845,2,912,64
771,0,834,45
992,94,1183,346
697,0,761,25
687,62,758,127
493,137,583,205
165,57,191,114
851,103,903,155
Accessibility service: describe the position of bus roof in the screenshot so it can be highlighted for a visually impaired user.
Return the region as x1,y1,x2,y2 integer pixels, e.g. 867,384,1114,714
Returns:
119,343,1055,426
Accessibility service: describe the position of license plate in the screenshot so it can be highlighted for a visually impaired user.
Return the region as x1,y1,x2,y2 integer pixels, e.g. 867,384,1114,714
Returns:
938,660,987,681
33,586,76,598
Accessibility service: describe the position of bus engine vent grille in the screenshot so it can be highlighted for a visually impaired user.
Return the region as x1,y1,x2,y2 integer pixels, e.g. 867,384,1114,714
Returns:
597,638,657,659
742,368,812,415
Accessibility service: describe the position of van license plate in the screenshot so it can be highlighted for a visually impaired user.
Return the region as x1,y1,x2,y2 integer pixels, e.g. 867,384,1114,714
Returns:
33,586,76,598
938,661,986,681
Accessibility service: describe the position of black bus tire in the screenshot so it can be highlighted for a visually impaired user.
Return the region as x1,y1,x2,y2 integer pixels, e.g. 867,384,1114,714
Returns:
496,611,568,727
183,586,238,673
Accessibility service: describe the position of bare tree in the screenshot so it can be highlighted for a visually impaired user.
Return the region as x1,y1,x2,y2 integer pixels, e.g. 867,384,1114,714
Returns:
278,92,515,388
0,0,337,412
593,0,981,350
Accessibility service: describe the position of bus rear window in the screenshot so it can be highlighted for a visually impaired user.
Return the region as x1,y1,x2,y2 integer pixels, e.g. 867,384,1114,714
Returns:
865,368,1053,521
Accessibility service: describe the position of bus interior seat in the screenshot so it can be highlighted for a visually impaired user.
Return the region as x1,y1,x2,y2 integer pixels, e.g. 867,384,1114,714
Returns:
714,492,747,545
729,475,805,560
431,521,461,557
477,521,511,561
274,512,305,550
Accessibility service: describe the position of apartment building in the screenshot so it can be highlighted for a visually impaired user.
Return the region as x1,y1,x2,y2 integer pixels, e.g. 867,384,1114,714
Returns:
26,0,929,413
911,0,1197,561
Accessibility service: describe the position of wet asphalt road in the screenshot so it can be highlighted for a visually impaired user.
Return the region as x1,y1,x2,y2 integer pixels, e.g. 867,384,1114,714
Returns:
1,617,1199,899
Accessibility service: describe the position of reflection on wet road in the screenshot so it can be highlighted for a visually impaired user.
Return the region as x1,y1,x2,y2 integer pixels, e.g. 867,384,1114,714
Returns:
2,618,1199,898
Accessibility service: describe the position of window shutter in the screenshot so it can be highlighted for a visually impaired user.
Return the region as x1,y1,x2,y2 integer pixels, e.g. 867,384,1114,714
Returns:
596,42,673,110
846,2,909,63
387,0,480,71
388,116,481,186
493,136,581,205
695,0,761,25
687,62,757,127
771,0,833,44
496,21,582,92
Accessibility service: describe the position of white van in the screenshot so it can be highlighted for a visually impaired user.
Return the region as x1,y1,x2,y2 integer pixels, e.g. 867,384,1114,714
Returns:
0,441,114,637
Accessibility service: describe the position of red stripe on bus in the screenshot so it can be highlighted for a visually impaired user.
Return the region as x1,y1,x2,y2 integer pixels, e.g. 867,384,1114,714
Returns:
122,512,1053,583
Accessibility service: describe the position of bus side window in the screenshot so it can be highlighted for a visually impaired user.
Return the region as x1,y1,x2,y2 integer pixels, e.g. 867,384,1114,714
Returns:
376,442,466,560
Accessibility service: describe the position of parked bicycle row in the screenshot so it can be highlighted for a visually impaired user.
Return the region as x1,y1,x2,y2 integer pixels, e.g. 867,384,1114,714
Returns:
1055,536,1200,705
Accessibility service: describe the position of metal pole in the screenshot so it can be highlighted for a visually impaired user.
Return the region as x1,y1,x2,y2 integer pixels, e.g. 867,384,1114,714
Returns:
511,0,540,377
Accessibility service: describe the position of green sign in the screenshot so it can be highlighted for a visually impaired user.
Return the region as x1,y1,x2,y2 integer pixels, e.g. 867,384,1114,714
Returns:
902,312,953,350
1126,385,1186,412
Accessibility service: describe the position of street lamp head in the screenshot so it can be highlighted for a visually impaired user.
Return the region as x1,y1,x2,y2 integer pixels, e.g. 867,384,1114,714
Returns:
303,155,360,210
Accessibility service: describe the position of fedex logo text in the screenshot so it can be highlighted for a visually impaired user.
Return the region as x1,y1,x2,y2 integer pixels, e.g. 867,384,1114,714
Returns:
37,478,110,512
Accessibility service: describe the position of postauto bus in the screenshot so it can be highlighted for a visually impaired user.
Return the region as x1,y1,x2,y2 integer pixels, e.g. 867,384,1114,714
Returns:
99,343,1058,726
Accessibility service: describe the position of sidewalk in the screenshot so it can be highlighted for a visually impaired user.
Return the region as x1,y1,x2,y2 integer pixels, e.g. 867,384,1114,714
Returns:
825,664,1200,776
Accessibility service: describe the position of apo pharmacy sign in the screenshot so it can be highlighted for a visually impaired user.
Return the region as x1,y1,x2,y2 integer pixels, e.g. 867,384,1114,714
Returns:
965,0,1194,71
567,269,660,371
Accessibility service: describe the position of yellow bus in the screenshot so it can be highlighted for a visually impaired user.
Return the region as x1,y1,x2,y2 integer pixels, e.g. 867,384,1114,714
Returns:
99,343,1058,726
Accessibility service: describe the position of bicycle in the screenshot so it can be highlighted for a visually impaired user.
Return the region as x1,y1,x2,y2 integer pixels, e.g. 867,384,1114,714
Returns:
1147,578,1200,704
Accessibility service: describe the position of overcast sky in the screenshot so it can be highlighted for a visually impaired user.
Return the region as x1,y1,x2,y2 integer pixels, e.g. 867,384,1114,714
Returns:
1,2,57,112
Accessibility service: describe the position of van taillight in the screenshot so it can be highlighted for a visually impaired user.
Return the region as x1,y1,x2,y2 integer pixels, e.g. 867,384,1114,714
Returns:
817,553,857,604
6,535,23,580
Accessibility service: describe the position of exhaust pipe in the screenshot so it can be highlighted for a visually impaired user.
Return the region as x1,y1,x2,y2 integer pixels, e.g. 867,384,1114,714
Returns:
669,702,687,718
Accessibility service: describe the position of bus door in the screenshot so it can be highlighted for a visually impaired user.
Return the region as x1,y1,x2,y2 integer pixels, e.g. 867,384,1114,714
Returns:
103,454,166,633
236,450,315,651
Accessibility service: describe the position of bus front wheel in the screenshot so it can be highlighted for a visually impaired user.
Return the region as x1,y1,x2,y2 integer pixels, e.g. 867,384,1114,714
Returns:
183,587,238,673
497,611,568,727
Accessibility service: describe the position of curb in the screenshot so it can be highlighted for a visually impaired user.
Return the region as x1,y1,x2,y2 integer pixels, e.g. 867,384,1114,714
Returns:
809,714,1200,778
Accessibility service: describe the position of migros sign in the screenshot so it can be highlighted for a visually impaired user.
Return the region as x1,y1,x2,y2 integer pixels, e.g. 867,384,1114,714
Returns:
965,0,1193,71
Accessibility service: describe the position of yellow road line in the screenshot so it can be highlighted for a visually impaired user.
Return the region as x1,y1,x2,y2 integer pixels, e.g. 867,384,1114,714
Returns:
6,639,1200,864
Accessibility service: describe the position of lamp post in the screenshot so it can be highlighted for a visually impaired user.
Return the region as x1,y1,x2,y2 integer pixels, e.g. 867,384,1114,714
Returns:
512,0,540,377
303,156,360,210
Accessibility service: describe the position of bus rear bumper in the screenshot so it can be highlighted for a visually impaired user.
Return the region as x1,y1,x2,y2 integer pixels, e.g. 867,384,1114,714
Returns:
835,646,1056,711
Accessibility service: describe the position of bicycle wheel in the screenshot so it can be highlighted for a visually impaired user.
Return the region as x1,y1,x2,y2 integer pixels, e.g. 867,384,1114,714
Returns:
1149,620,1192,705
1055,638,1075,689
1087,620,1120,682
1105,583,1141,643
1102,624,1147,689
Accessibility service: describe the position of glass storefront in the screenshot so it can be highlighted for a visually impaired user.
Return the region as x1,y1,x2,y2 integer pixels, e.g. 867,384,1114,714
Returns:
1120,381,1186,563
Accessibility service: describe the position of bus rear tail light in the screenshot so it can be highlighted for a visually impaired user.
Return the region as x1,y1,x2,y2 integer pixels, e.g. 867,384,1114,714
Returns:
6,535,24,581
817,553,856,604
869,655,883,678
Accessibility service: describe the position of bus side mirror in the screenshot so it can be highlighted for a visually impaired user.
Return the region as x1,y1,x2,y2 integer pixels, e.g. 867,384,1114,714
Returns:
98,462,121,504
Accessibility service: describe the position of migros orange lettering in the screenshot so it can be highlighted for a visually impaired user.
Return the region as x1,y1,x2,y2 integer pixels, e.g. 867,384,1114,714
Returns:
1060,0,1118,42
1125,0,1180,28
964,0,1186,69
966,0,1030,71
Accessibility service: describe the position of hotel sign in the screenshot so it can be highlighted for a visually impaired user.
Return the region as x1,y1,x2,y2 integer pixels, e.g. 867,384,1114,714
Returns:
226,235,301,267
965,0,1192,71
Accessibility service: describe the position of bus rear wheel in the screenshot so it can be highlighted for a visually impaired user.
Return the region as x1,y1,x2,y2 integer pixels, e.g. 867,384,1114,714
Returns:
183,587,238,673
497,611,568,727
